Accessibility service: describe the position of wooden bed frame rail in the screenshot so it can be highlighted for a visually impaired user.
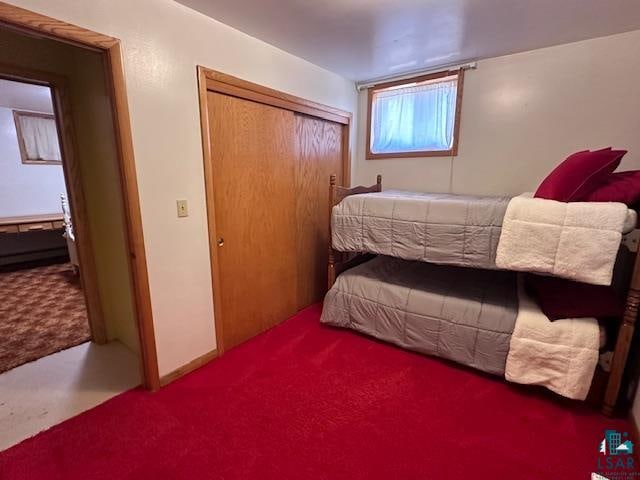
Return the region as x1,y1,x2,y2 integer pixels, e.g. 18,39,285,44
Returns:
326,174,640,416
603,245,640,416
327,173,381,288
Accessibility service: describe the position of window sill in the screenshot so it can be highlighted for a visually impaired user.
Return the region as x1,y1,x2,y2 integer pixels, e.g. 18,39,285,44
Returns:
365,148,457,160
22,159,63,165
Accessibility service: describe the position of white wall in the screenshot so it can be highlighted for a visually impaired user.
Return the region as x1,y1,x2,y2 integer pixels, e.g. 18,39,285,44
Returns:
355,29,640,194
5,0,358,377
0,105,67,217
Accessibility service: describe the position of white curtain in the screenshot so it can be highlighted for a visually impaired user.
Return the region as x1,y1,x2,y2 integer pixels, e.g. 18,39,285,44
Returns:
17,114,62,162
370,78,458,154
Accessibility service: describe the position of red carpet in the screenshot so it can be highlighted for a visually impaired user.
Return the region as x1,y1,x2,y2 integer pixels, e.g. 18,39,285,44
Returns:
0,305,633,479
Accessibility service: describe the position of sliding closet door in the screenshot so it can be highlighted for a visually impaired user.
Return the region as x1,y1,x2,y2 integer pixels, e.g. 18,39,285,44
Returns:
295,114,344,309
207,92,298,351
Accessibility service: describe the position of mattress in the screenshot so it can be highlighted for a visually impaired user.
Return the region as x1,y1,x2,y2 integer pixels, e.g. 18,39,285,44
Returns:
321,256,519,375
332,190,637,270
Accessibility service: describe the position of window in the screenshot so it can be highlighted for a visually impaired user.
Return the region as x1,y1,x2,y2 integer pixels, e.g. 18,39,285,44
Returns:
13,110,62,165
366,70,464,159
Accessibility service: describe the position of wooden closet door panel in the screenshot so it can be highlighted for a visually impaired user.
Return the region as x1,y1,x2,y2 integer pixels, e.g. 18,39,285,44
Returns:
208,92,298,351
295,114,344,309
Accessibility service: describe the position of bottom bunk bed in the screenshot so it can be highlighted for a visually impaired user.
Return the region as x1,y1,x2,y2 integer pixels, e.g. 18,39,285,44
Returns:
321,255,601,400
324,174,640,415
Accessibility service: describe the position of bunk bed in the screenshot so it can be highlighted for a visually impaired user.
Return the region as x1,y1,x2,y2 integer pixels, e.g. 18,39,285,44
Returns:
322,174,640,415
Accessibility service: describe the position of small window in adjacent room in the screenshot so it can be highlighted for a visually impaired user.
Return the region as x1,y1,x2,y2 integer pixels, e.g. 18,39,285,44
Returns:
13,110,62,165
366,70,464,159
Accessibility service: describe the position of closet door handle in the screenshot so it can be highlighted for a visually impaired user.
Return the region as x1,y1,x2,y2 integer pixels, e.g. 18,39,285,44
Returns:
217,237,224,247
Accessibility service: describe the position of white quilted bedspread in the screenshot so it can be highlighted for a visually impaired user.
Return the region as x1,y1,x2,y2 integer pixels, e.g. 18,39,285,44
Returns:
496,194,631,286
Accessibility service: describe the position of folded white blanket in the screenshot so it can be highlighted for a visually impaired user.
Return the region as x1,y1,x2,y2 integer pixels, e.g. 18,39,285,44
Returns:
505,277,599,400
496,194,629,286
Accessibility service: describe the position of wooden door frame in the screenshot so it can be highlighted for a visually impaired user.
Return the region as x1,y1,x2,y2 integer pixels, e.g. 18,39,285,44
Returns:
196,66,352,355
0,64,108,344
0,2,160,391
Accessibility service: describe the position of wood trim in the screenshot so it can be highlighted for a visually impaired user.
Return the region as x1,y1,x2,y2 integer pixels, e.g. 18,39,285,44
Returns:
0,64,107,344
197,66,226,355
0,3,160,391
0,1,117,50
12,110,62,165
365,86,373,160
159,349,218,387
200,67,352,126
451,68,465,156
341,124,351,187
368,69,456,91
197,66,353,355
365,69,464,160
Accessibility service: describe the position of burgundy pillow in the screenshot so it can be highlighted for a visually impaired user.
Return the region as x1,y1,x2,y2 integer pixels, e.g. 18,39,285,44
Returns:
534,148,627,201
525,274,625,321
584,171,640,206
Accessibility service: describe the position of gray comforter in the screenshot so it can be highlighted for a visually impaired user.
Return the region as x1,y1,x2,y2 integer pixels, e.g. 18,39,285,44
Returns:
321,256,518,375
332,191,510,269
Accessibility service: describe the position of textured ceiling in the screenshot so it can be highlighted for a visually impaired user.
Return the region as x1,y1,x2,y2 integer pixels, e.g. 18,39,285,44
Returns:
176,0,640,81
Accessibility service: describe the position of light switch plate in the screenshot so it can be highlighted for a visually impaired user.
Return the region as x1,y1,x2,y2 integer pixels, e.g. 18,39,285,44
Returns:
176,199,188,218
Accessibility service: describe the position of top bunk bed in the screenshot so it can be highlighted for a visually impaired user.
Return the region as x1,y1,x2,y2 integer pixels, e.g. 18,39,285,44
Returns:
325,174,640,417
330,178,637,286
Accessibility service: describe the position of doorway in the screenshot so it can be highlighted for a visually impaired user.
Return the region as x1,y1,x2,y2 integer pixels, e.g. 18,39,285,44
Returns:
0,4,159,451
0,77,94,373
0,4,159,391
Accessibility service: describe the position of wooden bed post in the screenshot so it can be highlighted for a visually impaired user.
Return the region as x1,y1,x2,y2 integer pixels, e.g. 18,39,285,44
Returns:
328,174,338,289
327,174,383,290
603,248,640,416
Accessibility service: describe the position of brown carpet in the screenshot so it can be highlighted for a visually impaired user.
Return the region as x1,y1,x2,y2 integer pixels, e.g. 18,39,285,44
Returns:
0,262,90,373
